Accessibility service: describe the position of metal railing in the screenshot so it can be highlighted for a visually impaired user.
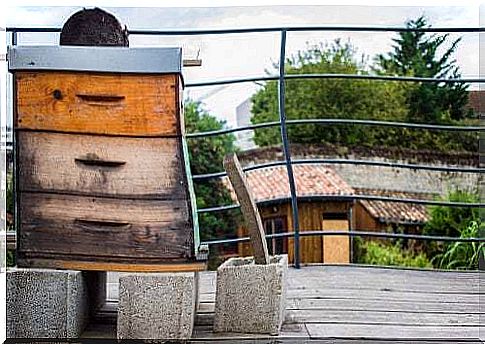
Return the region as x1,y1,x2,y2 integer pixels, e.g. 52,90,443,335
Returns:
6,24,484,269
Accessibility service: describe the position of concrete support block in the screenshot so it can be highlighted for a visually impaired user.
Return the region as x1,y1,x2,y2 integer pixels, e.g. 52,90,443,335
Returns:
117,272,197,340
214,254,288,335
7,268,106,338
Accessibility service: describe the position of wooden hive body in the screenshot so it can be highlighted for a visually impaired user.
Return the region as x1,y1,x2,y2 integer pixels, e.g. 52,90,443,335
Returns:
9,46,203,272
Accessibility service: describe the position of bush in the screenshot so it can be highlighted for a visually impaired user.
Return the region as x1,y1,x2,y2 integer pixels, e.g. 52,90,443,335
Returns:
355,239,432,268
432,220,484,270
424,190,480,269
6,249,15,267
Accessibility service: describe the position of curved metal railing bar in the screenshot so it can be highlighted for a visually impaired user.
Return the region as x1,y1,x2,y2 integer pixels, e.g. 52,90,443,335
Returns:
192,159,482,181
186,119,482,138
201,230,485,246
186,74,485,87
7,25,484,35
198,194,483,214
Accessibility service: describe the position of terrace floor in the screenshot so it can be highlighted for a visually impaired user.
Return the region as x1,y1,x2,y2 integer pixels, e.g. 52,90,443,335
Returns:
82,265,484,343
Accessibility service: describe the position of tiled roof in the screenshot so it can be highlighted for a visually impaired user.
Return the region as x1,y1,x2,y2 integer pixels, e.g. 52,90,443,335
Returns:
355,188,431,225
223,164,354,203
223,164,432,225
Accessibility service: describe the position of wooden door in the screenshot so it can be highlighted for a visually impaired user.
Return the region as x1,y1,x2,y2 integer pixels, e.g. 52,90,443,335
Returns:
322,213,350,263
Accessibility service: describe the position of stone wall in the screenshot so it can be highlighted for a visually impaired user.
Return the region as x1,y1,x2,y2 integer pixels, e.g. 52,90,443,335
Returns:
239,144,480,196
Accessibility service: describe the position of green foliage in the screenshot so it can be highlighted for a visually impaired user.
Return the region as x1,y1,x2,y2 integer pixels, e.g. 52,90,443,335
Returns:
376,16,470,123
424,190,479,239
251,19,476,152
251,40,410,147
7,172,13,215
185,100,241,267
355,238,432,268
7,249,15,267
424,190,482,269
432,221,484,270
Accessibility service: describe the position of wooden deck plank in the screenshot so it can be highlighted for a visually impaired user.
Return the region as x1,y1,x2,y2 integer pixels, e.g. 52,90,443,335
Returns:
286,289,479,303
306,323,479,340
294,298,481,314
287,275,479,294
285,309,478,326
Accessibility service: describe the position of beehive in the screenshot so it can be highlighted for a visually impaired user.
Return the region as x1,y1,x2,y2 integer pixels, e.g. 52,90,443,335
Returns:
9,46,204,272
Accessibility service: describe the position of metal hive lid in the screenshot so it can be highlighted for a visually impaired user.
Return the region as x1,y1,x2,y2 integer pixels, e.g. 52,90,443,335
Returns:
8,45,182,74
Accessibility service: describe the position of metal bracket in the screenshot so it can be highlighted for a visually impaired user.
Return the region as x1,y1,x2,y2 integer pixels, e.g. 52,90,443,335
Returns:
195,244,209,261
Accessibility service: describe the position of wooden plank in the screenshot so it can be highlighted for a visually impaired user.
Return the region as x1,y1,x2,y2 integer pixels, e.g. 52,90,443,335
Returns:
17,258,206,272
286,288,479,304
18,131,186,198
15,72,179,136
287,276,479,294
288,265,480,284
18,192,193,260
285,309,478,326
223,153,269,264
306,323,479,340
294,298,481,314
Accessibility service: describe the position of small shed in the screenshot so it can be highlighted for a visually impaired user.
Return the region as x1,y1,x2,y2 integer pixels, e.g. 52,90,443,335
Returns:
227,164,354,264
229,164,433,264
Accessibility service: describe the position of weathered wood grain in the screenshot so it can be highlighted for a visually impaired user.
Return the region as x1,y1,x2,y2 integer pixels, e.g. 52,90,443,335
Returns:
285,309,478,326
294,298,481,314
15,72,180,136
286,288,479,303
18,192,193,259
223,153,269,264
287,276,479,294
18,131,186,198
305,323,479,340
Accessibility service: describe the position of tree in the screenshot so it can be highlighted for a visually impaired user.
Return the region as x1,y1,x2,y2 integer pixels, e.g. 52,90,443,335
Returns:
184,100,240,256
251,40,410,147
376,16,470,123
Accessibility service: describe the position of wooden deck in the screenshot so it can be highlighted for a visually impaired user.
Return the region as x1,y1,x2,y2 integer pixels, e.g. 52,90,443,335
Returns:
84,265,484,342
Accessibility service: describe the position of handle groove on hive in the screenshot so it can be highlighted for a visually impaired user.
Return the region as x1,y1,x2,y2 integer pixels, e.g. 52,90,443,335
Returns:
74,219,131,228
75,157,126,168
76,93,126,104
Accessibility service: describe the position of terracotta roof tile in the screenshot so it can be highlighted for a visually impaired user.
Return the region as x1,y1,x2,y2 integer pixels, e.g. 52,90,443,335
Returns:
355,188,431,225
223,164,353,203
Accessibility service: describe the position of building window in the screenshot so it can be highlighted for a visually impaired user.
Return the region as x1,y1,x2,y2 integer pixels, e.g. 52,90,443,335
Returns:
263,217,287,255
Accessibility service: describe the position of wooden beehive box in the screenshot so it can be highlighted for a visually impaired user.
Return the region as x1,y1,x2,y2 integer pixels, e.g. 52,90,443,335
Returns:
8,46,204,272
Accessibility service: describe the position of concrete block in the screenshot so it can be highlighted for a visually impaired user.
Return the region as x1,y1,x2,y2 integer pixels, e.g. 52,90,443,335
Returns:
213,254,288,335
117,272,197,340
7,268,106,338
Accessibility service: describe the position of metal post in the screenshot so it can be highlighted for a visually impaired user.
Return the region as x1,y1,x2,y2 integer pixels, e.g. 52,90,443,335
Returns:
10,31,19,244
278,29,301,269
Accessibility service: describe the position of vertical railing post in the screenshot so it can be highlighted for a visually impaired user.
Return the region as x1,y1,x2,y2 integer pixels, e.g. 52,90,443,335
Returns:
278,29,301,269
10,31,19,240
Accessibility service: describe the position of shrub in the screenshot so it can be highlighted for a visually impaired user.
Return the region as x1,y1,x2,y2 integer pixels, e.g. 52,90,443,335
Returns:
424,190,481,269
432,220,484,270
355,239,432,268
6,249,15,267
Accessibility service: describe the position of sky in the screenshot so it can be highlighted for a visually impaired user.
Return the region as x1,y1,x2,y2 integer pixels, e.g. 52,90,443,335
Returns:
3,4,483,127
